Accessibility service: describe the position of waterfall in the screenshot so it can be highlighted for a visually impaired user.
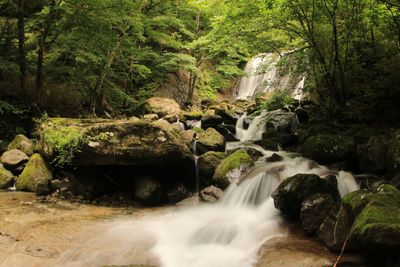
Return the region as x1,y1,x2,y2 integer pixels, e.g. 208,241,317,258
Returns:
236,53,307,100
235,112,268,142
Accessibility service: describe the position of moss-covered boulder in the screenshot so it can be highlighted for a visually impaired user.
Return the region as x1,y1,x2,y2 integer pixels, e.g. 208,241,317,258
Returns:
345,184,400,254
16,153,52,195
301,134,356,164
38,118,192,168
213,149,253,189
196,128,225,155
0,163,14,189
197,151,226,186
143,97,181,117
318,184,400,254
7,134,35,156
1,149,29,173
272,174,339,219
357,136,388,174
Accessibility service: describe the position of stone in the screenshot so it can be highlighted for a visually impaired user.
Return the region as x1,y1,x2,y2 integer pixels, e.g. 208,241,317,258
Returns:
266,153,283,162
133,176,163,205
254,139,280,151
300,193,336,234
213,149,253,189
301,134,356,164
199,185,224,203
0,163,14,189
38,118,193,168
317,204,354,251
15,153,52,195
7,134,35,156
201,115,224,129
271,174,339,219
196,128,226,155
215,124,238,142
197,151,226,186
1,149,29,172
143,114,159,121
143,97,181,117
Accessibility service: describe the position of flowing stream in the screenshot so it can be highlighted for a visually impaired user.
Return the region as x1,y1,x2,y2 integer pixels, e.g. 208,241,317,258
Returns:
53,56,359,267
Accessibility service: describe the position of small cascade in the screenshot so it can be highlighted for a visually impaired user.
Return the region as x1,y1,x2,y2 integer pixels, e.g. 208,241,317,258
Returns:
193,140,200,197
235,112,268,142
337,171,360,197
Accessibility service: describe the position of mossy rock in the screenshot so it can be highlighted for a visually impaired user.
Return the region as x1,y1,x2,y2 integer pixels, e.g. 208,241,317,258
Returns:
180,110,204,121
301,134,355,164
196,128,225,155
0,163,14,189
272,173,339,219
347,185,400,254
16,153,52,195
197,151,226,186
213,149,253,189
7,134,35,156
143,97,181,117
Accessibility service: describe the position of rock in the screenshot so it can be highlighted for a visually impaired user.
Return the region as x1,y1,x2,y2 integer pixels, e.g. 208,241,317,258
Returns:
180,130,196,142
294,107,309,123
166,183,188,203
345,184,400,255
318,184,400,254
266,153,283,162
300,193,336,234
271,174,339,219
213,149,253,189
1,149,29,173
357,136,388,174
195,128,225,155
133,176,163,205
7,134,35,156
180,111,203,121
254,138,280,151
227,147,263,162
215,124,238,142
301,134,356,164
265,110,298,134
201,115,224,129
0,163,14,189
197,151,226,186
15,153,52,195
199,185,224,203
143,114,159,121
144,97,181,117
392,175,400,190
317,204,354,251
38,118,193,168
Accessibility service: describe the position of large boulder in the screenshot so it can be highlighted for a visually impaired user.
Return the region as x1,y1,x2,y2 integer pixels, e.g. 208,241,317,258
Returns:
143,97,181,117
265,110,298,134
318,184,400,254
272,174,339,219
300,193,336,234
7,134,35,156
195,128,225,155
197,151,226,186
0,163,14,189
301,134,356,164
15,153,52,195
38,118,193,168
201,114,224,129
213,149,253,189
0,149,29,173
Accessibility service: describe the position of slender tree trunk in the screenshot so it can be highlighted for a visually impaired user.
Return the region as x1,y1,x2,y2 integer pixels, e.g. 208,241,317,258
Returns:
36,0,57,106
17,0,26,94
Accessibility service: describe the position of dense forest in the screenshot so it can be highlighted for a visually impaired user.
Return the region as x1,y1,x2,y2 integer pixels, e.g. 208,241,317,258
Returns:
1,0,400,137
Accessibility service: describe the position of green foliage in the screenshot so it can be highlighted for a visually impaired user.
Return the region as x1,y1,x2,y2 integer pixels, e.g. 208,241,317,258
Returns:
41,119,84,167
255,91,296,113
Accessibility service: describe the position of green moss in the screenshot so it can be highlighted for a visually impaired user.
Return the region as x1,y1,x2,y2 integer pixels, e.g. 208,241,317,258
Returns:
0,164,14,189
213,149,252,188
197,128,225,147
7,134,35,156
181,111,204,120
16,153,52,195
41,119,85,166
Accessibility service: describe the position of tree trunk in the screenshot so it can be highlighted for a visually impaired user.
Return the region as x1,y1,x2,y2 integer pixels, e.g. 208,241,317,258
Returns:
17,0,26,94
36,0,57,106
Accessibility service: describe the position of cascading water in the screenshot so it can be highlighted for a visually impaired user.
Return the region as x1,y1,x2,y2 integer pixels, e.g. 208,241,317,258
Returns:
236,53,307,100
